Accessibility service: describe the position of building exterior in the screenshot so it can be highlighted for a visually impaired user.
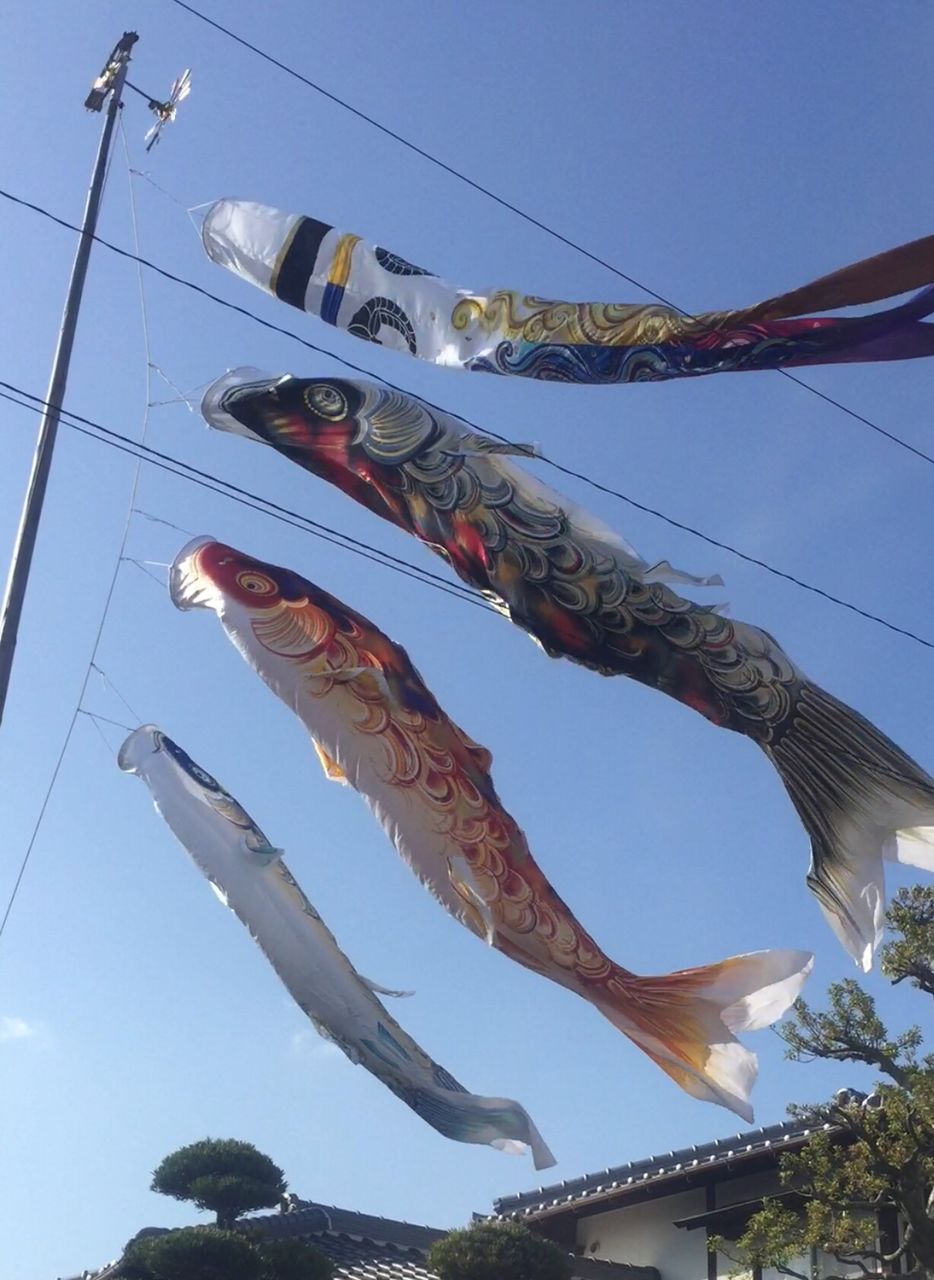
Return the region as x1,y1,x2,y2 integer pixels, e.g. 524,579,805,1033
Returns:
62,1204,445,1280
242,1201,444,1278
62,1108,900,1280
63,1198,654,1280
494,1113,899,1279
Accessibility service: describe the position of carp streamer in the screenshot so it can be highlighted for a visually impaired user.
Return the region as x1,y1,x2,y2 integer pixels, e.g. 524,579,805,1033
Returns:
202,199,934,384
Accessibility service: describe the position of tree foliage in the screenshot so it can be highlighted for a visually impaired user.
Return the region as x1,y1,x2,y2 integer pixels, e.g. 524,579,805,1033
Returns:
714,887,934,1280
883,885,934,998
114,1225,334,1280
151,1138,287,1228
427,1220,571,1280
113,1141,334,1280
256,1239,334,1280
114,1226,261,1280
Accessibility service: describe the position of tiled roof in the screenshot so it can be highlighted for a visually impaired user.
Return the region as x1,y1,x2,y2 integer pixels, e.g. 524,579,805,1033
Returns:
242,1200,446,1253
493,1117,832,1219
244,1202,653,1278
241,1200,445,1278
308,1231,439,1279
247,1210,656,1280
60,1264,122,1280
244,1201,657,1279
60,1210,442,1280
61,1229,657,1280
570,1257,660,1279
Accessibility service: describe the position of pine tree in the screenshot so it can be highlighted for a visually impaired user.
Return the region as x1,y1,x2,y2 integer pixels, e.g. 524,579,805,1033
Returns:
715,887,934,1280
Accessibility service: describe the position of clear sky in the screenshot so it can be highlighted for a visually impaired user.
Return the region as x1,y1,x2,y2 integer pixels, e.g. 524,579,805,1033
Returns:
1,3,932,1276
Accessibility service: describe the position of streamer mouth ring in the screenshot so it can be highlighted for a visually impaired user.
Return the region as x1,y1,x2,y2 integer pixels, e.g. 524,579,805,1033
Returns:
169,535,219,610
200,366,279,434
116,723,160,773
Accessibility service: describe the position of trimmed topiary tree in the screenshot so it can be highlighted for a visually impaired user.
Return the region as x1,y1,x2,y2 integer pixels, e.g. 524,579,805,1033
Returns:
257,1239,335,1280
115,1225,335,1280
113,1141,334,1280
151,1138,287,1229
428,1220,571,1280
115,1226,261,1280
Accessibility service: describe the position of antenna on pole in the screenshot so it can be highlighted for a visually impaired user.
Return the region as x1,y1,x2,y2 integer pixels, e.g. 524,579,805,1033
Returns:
0,32,138,728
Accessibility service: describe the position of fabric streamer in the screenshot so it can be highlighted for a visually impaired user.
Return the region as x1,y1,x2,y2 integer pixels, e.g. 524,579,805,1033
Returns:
119,724,555,1167
170,536,812,1123
201,199,934,383
200,370,934,971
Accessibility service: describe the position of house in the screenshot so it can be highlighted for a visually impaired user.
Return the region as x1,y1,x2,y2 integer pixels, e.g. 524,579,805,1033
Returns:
61,1205,446,1280
494,1103,899,1279
62,1198,654,1280
62,1100,896,1279
492,1115,822,1279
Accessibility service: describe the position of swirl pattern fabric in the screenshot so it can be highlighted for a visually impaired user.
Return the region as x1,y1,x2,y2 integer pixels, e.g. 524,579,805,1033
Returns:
169,535,812,1122
119,724,555,1168
200,371,934,970
201,199,934,383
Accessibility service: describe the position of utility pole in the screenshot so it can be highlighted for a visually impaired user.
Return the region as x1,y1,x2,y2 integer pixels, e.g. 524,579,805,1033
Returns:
0,32,138,727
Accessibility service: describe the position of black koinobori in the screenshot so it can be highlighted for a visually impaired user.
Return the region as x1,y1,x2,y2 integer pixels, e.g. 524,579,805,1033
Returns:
200,368,934,971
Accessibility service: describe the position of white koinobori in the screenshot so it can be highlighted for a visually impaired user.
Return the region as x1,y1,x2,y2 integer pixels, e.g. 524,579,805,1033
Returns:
119,725,555,1168
199,199,934,385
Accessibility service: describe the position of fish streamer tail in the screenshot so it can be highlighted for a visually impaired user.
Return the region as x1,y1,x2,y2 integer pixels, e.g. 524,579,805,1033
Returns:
765,683,934,972
595,949,813,1123
754,233,934,320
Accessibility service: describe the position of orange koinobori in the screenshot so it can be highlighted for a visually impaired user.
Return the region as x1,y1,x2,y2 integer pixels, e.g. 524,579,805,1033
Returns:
170,534,812,1124
198,370,934,972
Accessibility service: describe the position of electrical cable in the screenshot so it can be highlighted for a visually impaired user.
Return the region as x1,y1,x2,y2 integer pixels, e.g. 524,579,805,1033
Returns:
3,185,929,638
0,387,500,615
1,382,931,651
1,132,151,944
165,0,934,469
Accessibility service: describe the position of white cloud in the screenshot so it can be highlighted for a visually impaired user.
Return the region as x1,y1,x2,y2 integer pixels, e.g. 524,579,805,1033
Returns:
290,1028,342,1062
0,1015,38,1043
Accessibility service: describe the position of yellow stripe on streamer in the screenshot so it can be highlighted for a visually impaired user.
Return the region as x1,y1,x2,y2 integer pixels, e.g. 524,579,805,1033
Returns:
328,233,362,287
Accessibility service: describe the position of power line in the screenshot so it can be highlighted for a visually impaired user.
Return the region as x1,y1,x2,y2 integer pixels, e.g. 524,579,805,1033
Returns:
2,383,932,652
3,185,929,647
0,386,499,615
0,147,492,943
0,185,371,368
3,398,930,823
1,387,496,612
166,3,663,299
166,0,934,470
0,247,490,951
0,266,494,943
0,128,149,946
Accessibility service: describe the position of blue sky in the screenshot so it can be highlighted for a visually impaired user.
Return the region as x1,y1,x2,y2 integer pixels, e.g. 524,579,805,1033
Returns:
1,3,932,1276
